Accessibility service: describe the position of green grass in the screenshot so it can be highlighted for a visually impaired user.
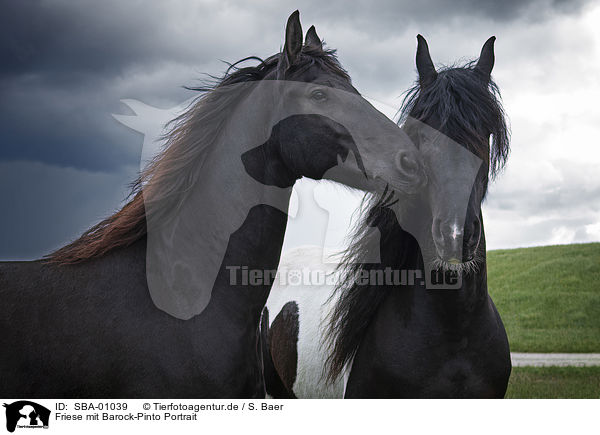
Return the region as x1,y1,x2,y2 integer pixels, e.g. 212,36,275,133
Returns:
506,367,600,398
487,242,600,353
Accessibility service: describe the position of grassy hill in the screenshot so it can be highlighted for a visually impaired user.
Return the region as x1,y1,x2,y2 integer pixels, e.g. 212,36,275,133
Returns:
506,367,600,398
487,242,600,353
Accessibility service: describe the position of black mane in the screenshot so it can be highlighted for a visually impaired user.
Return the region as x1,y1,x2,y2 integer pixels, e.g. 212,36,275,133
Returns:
189,45,350,92
323,191,418,384
324,61,510,383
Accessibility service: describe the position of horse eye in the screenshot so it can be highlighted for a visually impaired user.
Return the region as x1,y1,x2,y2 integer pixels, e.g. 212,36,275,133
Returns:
310,90,327,101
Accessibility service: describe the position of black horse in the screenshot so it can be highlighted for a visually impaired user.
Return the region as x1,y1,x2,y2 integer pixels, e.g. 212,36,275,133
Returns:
0,11,421,398
263,36,512,398
329,35,511,398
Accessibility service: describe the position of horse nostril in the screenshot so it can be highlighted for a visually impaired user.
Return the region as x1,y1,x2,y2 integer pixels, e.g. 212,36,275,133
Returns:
432,218,444,246
465,216,482,248
395,150,419,176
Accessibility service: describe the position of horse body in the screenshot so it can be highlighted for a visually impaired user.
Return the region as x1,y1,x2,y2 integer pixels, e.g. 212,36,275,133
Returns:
0,91,293,396
0,205,283,397
0,117,297,397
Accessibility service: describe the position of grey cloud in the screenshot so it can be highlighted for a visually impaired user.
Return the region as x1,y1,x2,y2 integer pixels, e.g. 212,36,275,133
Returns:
0,161,134,260
294,0,593,35
0,1,280,171
2,0,592,170
0,63,198,171
484,160,600,248
1,1,213,78
484,213,598,248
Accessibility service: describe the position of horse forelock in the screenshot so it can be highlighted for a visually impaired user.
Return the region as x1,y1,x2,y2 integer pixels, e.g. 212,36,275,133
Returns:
399,61,510,179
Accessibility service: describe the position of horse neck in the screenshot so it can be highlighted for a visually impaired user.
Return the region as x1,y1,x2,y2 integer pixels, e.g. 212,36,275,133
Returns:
209,200,291,328
196,108,293,327
143,89,294,323
421,263,488,328
385,227,489,319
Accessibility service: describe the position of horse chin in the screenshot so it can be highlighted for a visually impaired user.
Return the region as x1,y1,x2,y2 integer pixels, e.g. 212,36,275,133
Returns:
431,255,482,275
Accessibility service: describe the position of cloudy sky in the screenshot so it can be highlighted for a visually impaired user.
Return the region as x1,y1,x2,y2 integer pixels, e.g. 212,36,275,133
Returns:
1,0,599,260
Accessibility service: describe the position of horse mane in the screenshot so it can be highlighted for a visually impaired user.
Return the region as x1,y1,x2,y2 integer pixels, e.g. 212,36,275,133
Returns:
47,46,349,264
324,61,511,383
323,191,416,384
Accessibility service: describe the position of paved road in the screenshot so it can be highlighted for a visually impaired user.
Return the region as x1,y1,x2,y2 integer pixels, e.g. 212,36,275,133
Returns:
511,353,600,367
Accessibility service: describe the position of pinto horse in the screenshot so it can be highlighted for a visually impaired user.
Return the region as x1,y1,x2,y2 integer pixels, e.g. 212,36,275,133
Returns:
0,11,422,398
263,35,512,398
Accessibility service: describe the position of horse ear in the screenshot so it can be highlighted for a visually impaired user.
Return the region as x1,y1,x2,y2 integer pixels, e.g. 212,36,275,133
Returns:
305,25,323,50
278,10,303,79
416,34,437,87
475,36,496,81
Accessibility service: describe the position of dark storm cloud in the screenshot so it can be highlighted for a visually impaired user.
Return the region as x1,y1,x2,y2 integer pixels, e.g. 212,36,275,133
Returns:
2,1,205,77
294,0,593,33
1,1,216,171
0,161,134,260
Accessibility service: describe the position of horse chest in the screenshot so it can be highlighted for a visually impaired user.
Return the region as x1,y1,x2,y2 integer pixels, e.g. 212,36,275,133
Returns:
423,355,498,398
349,301,506,398
355,337,498,398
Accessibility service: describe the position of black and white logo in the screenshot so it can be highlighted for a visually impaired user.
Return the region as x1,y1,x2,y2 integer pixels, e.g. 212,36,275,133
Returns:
3,402,50,433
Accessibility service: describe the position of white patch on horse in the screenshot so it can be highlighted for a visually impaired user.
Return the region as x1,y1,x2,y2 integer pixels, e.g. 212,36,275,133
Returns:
451,223,462,240
266,246,344,398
